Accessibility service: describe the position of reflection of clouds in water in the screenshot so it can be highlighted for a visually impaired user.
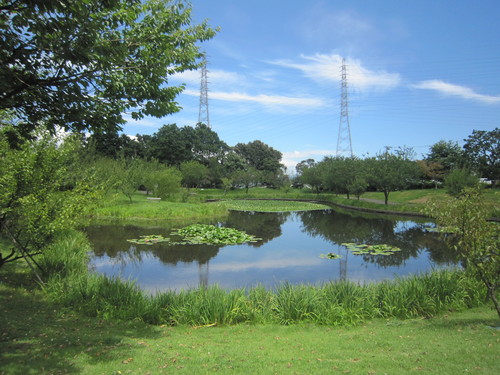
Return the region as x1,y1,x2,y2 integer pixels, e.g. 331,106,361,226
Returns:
210,257,322,272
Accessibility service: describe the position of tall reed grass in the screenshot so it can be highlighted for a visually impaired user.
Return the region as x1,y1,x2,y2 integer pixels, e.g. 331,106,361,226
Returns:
42,231,487,327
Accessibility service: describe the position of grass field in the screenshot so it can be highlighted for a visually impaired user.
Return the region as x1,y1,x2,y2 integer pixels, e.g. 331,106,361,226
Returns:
1,277,499,374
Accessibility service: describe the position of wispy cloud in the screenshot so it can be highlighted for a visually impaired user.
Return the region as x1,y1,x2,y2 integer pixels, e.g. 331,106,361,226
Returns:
183,89,325,110
412,80,500,104
269,53,401,92
172,68,248,87
281,149,335,172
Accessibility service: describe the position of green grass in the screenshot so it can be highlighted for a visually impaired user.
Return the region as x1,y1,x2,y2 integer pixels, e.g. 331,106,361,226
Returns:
1,278,499,374
93,188,499,221
92,191,228,223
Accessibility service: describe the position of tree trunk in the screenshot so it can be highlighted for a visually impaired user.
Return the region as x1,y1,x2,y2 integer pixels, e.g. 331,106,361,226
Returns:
384,191,389,205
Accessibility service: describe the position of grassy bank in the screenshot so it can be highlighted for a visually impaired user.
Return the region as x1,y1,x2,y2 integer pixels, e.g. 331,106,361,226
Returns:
1,276,499,374
199,187,500,217
92,188,499,222
92,191,228,222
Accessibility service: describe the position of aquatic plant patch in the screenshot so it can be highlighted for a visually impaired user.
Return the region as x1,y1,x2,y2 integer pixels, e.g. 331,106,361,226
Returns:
171,224,260,245
127,225,260,246
126,235,170,245
320,252,342,259
220,199,330,212
342,243,402,256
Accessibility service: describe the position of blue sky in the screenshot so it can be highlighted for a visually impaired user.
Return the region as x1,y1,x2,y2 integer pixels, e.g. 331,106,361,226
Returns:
123,0,500,172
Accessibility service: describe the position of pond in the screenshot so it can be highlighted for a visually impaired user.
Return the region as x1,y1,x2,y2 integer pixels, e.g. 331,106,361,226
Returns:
86,209,458,292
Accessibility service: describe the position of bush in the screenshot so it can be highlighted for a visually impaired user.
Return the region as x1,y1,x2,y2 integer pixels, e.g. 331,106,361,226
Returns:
444,169,478,197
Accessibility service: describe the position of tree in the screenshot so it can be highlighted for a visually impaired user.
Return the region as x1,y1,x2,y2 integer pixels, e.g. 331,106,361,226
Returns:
232,168,261,194
234,140,284,174
300,164,323,193
148,167,182,200
146,124,193,166
367,147,420,205
417,160,445,188
180,160,208,189
348,176,368,200
295,159,316,176
320,156,363,199
426,140,463,173
0,0,217,139
191,123,229,164
425,188,500,318
463,128,499,186
0,128,101,274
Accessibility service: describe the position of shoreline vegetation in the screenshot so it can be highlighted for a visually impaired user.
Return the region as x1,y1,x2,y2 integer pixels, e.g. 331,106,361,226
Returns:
92,187,499,221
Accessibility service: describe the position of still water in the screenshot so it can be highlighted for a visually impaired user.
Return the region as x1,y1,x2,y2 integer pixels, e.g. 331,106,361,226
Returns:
86,209,458,292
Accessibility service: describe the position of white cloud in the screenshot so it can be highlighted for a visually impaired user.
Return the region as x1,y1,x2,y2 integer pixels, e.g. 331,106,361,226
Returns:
412,80,500,104
183,89,325,110
281,149,335,172
172,68,247,87
269,53,401,91
209,257,322,272
122,114,163,129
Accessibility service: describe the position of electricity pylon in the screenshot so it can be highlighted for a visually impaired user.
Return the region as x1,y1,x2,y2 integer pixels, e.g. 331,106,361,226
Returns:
198,59,210,128
336,58,353,157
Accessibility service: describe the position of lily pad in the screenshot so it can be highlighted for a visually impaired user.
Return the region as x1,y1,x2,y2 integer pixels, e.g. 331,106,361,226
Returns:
320,253,342,260
127,235,170,245
341,243,401,256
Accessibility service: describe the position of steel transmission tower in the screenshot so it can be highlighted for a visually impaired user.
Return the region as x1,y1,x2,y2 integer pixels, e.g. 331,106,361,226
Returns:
198,59,210,128
336,58,353,157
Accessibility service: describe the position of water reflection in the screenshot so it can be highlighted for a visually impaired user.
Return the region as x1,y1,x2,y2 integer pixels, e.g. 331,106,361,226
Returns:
86,210,459,292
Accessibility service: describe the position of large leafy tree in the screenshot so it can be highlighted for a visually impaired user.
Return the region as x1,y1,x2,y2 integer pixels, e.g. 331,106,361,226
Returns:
425,140,464,173
146,124,193,165
234,140,284,174
367,147,420,205
320,156,365,199
0,0,217,138
463,128,499,185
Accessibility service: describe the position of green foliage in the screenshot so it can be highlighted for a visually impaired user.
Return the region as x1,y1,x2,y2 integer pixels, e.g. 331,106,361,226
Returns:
0,128,102,269
347,175,368,199
234,140,284,174
366,147,421,204
444,168,478,197
320,156,365,198
425,140,464,173
180,160,209,189
1,0,217,138
149,167,182,200
463,127,499,183
425,187,500,317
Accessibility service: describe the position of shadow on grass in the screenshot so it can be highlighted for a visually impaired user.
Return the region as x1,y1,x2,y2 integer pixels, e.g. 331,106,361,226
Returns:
0,271,160,375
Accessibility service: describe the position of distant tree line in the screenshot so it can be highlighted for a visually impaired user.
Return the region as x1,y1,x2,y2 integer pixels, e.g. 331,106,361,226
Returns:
86,123,288,194
295,128,499,203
